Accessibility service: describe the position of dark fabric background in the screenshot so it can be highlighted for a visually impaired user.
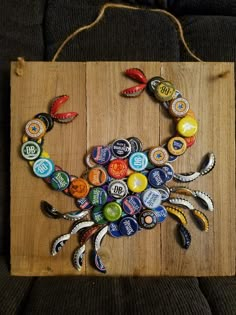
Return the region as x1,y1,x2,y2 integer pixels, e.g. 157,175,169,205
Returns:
0,1,235,314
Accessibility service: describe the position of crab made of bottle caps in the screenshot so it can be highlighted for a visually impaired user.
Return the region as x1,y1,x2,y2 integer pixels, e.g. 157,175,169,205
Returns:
21,68,215,273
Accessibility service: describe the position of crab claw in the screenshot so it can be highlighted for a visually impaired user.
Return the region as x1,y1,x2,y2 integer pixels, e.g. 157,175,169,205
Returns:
121,83,147,97
125,68,148,84
50,95,78,123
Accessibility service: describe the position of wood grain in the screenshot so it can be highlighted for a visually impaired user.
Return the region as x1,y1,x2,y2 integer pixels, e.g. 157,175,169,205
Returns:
10,62,235,276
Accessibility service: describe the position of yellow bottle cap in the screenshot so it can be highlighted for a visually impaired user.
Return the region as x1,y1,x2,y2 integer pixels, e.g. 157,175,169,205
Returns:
154,81,175,102
177,116,198,137
127,173,148,193
40,150,50,159
169,98,190,118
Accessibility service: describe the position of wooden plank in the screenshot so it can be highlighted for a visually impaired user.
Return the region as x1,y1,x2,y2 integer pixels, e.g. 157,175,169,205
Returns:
10,62,235,276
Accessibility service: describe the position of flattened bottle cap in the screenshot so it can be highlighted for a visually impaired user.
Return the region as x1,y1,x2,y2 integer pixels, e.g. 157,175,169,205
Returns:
154,80,175,102
157,185,170,201
33,158,55,178
103,202,122,222
129,152,148,171
147,76,164,95
69,178,90,198
161,163,174,181
184,135,196,148
75,197,93,210
148,147,169,166
141,188,162,209
50,170,70,191
109,222,123,238
127,173,148,193
91,145,112,165
34,113,54,132
153,205,168,223
148,168,167,188
21,141,41,160
88,166,108,186
85,153,97,168
108,180,128,199
107,159,128,179
127,137,143,153
88,187,107,206
167,137,187,156
122,195,142,215
176,116,198,137
138,210,158,229
25,119,46,140
92,206,108,224
118,216,138,236
111,139,131,159
169,98,190,118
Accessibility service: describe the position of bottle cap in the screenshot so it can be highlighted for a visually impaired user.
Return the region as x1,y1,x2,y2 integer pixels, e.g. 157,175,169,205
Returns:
152,205,168,223
103,202,123,222
108,222,123,238
157,185,170,201
21,141,41,160
34,113,54,132
108,180,128,199
176,116,198,137
154,80,175,102
138,210,158,229
167,137,187,156
75,197,93,210
91,146,112,165
33,158,55,178
161,163,174,181
111,139,131,159
88,187,108,206
92,206,108,225
185,135,196,148
69,178,90,198
169,97,190,118
25,118,46,140
147,76,164,95
162,144,178,163
22,134,43,145
141,188,162,209
50,170,70,191
127,173,148,193
118,216,139,236
129,152,148,171
148,168,167,188
85,153,97,168
122,195,142,215
148,147,169,166
127,137,143,153
107,159,128,179
88,166,108,186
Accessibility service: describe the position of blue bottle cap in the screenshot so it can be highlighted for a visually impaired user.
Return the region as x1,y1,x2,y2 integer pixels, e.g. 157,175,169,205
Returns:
75,197,93,210
122,195,142,215
152,205,168,223
118,216,139,236
33,158,55,178
129,152,148,171
141,188,162,209
148,168,167,188
161,163,174,181
91,146,112,165
108,222,123,238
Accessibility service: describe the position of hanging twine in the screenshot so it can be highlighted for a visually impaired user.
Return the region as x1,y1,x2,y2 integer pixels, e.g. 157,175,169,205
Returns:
51,3,203,62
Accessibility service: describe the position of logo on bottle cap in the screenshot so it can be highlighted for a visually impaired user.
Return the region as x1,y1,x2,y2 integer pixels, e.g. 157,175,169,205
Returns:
88,166,108,186
169,97,190,118
33,158,55,178
21,141,41,160
141,188,162,209
103,202,122,222
167,137,187,156
111,139,131,159
50,170,70,191
107,159,128,179
118,217,138,236
154,80,175,102
91,146,112,165
108,180,128,199
122,195,142,215
127,173,148,193
25,119,46,140
152,205,168,223
69,178,90,198
88,187,108,206
148,168,167,188
148,147,169,166
129,152,148,171
138,210,158,229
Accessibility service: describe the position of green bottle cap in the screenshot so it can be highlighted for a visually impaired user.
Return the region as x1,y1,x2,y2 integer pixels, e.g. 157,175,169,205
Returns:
103,202,122,222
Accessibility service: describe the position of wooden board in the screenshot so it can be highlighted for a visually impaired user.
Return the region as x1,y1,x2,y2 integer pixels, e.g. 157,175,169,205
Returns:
10,62,235,276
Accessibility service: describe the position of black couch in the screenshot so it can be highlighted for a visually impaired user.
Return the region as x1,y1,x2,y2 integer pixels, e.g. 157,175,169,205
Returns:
0,1,235,314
